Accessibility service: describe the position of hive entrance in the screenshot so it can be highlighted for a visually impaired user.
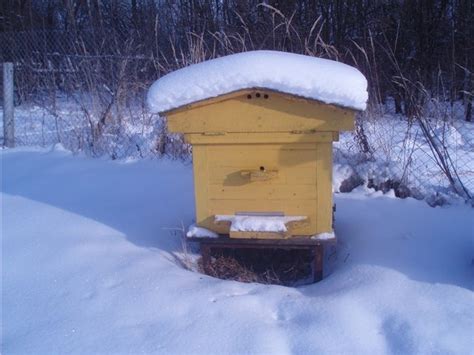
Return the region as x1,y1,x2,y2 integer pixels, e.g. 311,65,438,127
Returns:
214,214,308,239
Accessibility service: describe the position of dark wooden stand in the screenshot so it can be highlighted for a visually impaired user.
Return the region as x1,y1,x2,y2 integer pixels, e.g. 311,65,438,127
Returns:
187,236,336,283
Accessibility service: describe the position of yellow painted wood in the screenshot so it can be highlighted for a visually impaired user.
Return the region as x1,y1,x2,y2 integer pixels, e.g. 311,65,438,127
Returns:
240,169,279,182
316,143,333,232
209,184,317,200
205,199,316,235
214,216,310,239
209,166,317,185
188,141,336,236
162,88,354,238
184,132,335,144
192,145,210,227
193,142,320,236
167,89,355,133
207,145,318,169
162,88,357,115
286,218,311,231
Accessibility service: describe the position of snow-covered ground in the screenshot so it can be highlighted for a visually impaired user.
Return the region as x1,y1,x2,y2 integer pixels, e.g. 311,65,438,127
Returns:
334,106,474,200
2,147,473,354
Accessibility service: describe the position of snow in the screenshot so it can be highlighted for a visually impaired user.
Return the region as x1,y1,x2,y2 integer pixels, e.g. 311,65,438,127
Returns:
147,50,368,113
333,111,474,198
186,223,218,238
2,148,474,354
216,214,306,232
311,232,336,240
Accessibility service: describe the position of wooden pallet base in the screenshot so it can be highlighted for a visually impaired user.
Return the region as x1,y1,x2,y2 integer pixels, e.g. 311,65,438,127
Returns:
187,236,336,283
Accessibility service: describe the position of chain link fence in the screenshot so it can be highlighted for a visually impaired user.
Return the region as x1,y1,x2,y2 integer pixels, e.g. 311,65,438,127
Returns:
0,28,190,159
1,29,473,203
334,103,473,204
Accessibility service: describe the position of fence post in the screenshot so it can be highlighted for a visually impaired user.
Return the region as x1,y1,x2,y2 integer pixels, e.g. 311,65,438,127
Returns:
3,62,15,148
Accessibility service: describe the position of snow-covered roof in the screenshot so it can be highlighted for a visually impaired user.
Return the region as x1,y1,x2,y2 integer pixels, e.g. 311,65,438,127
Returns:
147,50,368,114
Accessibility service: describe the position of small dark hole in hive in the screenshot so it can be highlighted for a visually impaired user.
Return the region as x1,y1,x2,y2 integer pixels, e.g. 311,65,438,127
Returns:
260,166,265,171
256,92,261,98
247,94,252,99
264,94,269,99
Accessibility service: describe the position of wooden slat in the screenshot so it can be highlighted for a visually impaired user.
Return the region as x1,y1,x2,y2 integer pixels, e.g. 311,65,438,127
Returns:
209,184,317,200
208,166,317,185
313,244,324,281
316,143,333,232
184,132,335,144
208,199,316,213
205,199,317,235
230,230,289,239
223,217,309,239
207,143,318,152
188,235,337,246
207,146,318,169
192,145,210,226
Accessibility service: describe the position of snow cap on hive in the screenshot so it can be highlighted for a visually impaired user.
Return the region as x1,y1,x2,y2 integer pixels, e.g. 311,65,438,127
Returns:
147,50,368,113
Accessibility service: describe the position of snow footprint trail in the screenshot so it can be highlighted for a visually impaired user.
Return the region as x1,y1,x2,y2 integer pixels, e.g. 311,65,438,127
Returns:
2,148,473,354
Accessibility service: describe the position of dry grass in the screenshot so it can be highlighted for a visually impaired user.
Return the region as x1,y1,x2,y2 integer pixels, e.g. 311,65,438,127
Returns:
198,248,315,286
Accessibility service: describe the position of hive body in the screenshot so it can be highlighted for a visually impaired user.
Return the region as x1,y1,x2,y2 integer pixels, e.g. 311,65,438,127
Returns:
165,89,356,238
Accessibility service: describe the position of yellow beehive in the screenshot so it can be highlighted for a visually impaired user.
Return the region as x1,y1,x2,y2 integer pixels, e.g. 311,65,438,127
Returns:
160,88,357,238
148,51,367,239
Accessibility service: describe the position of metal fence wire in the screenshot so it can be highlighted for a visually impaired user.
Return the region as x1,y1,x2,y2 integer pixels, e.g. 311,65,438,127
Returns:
1,29,473,202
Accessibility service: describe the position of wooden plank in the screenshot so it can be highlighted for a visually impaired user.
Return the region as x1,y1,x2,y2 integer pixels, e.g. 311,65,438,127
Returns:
185,132,335,144
313,244,324,282
167,89,355,133
192,145,210,226
205,199,317,235
226,217,309,239
209,184,317,200
207,199,316,214
230,230,289,239
240,169,279,182
286,218,310,231
207,146,318,169
316,143,333,232
208,143,318,152
201,244,212,273
189,235,335,246
208,166,317,185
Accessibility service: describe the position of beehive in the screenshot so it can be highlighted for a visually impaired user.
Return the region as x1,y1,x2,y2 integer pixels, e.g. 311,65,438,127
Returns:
161,88,357,238
148,51,367,239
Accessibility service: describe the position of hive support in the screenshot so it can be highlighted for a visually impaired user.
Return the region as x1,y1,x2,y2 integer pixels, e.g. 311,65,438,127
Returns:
191,236,332,283
200,244,212,274
313,244,324,282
